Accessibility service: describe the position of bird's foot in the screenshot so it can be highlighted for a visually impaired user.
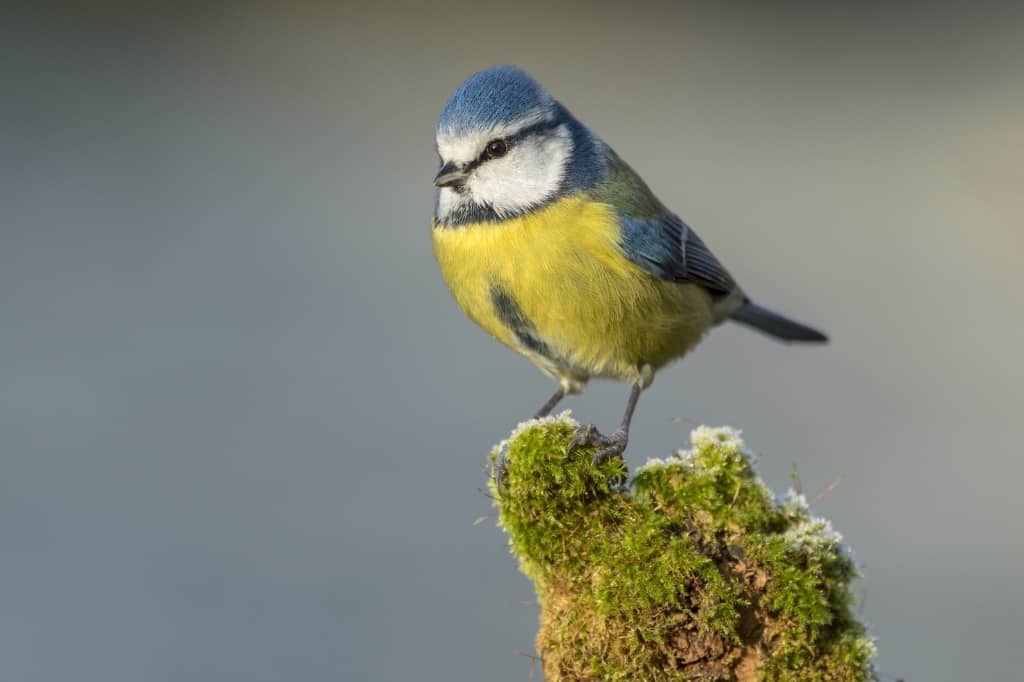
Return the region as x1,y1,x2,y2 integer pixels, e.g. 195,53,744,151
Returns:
567,424,628,466
493,447,510,495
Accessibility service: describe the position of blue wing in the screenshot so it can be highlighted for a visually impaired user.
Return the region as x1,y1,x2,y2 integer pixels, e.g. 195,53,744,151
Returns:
592,149,737,296
619,213,736,296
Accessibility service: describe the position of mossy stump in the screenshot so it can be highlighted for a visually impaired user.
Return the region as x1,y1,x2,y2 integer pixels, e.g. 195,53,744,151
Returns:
491,413,876,681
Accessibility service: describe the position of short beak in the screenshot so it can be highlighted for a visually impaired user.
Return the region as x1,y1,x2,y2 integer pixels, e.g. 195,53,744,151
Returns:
433,161,467,189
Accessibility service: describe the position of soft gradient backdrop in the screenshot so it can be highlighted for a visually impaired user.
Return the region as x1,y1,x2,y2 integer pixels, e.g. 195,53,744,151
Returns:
4,2,1022,680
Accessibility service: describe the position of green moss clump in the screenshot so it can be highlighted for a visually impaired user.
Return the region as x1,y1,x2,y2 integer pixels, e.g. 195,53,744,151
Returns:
491,413,877,681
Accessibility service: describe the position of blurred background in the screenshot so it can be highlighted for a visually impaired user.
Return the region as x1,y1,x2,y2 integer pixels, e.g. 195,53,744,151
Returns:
3,2,1022,680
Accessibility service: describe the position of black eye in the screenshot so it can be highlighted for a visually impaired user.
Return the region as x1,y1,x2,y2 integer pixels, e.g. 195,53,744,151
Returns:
484,138,508,159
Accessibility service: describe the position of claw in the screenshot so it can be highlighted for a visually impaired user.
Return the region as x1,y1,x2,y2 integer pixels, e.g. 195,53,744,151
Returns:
493,448,510,495
566,423,610,455
592,435,627,466
567,424,628,464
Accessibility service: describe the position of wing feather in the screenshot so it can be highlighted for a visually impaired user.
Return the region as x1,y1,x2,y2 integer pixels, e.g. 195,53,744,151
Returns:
593,150,736,296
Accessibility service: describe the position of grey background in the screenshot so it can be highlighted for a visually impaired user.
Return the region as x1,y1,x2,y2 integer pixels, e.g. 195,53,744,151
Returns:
3,3,1022,680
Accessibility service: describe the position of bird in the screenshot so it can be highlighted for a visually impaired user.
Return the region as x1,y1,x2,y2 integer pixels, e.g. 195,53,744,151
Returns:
431,66,826,471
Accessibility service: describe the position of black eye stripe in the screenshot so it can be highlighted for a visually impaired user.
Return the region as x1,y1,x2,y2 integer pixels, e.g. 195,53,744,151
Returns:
462,119,560,171
507,119,558,143
462,157,485,174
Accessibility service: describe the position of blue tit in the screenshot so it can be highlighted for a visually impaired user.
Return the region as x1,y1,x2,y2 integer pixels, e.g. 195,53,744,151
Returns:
431,66,826,466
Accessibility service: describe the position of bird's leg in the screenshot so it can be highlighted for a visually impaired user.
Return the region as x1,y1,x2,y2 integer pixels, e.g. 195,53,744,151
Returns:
534,386,567,419
497,385,581,491
567,381,643,465
495,382,585,489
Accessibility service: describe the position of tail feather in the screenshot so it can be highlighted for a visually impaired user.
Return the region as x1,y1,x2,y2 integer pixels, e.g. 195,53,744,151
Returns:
729,301,828,343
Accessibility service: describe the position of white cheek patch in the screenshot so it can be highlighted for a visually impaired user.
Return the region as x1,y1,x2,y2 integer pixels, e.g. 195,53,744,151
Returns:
466,125,572,218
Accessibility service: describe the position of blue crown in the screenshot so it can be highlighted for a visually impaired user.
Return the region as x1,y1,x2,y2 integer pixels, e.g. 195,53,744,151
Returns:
437,66,554,135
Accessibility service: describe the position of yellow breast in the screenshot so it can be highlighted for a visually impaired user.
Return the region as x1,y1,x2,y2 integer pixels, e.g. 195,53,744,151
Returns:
431,196,714,383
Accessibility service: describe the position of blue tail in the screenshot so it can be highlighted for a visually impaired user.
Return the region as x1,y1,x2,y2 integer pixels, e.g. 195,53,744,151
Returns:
729,302,828,343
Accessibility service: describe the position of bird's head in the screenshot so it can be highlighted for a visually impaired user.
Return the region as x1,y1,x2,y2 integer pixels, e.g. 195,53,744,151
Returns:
433,66,602,226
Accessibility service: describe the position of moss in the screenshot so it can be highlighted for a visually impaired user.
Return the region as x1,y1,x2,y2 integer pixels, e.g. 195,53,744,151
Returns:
491,414,877,681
